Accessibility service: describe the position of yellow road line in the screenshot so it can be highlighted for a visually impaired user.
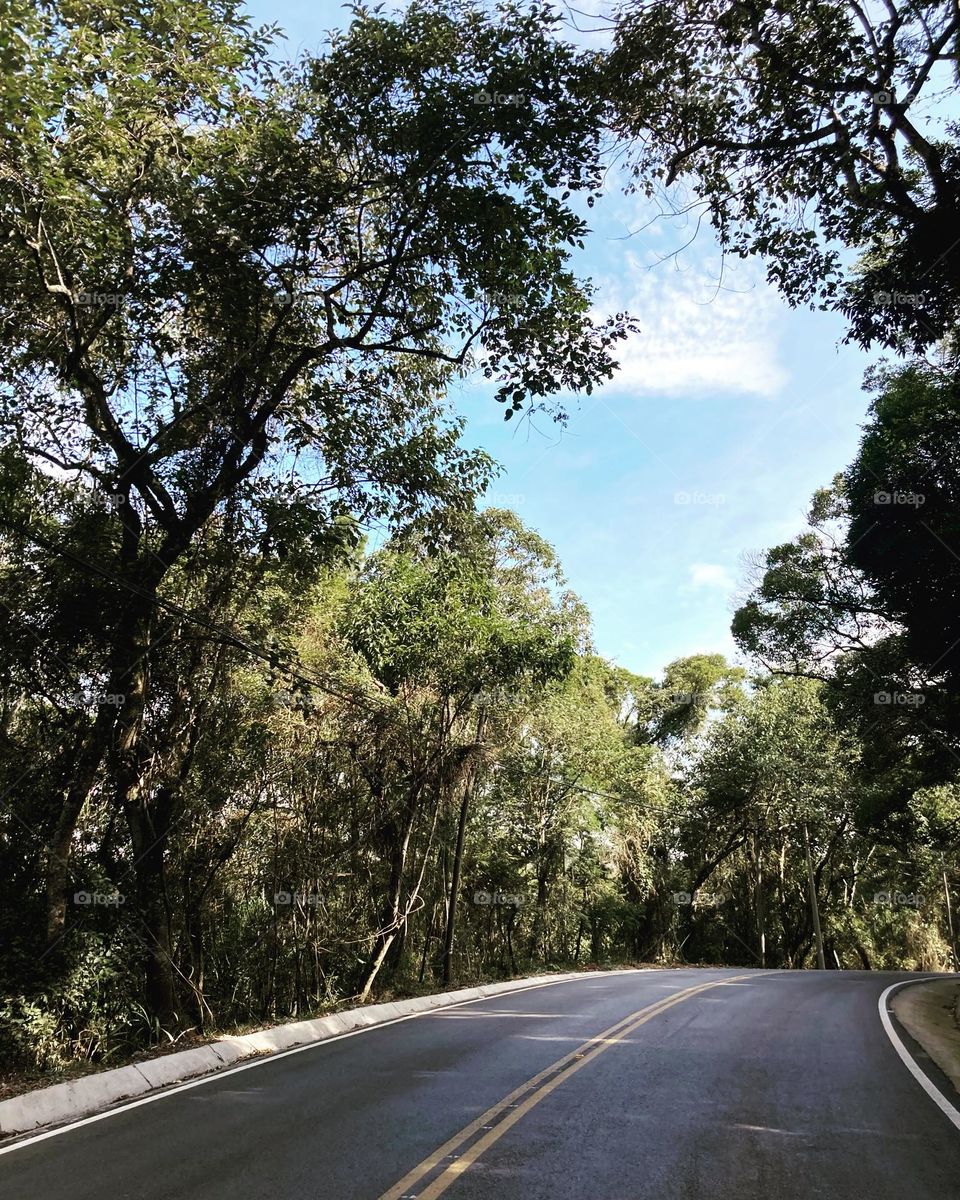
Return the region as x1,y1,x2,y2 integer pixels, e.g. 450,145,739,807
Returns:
378,973,756,1200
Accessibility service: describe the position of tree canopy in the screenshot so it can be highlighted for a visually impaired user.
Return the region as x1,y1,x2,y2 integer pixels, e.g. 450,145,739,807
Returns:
1,0,959,1089
606,0,960,351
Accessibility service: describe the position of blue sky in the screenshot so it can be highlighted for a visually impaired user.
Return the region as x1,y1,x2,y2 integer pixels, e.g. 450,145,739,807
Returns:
245,0,878,678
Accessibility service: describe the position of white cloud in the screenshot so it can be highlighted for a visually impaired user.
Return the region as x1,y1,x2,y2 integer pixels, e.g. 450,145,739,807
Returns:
688,562,736,590
593,251,787,399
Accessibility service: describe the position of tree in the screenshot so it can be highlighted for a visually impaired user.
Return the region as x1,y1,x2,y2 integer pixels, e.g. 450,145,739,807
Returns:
734,355,960,819
647,653,746,743
732,479,896,676
846,360,960,686
0,0,631,1021
680,675,954,970
606,0,960,351
733,475,960,821
684,677,849,966
471,654,654,966
340,508,581,993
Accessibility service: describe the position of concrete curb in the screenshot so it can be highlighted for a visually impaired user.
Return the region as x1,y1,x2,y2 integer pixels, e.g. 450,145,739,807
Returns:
0,971,591,1137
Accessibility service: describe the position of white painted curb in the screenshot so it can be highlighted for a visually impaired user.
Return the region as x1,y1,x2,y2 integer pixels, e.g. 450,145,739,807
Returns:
0,971,590,1138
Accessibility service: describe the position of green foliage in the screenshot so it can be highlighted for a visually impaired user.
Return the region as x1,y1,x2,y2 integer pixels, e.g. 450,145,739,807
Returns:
607,0,960,352
649,653,746,742
734,361,960,819
0,0,637,1036
0,934,145,1072
846,362,960,686
1,0,957,1087
729,355,960,965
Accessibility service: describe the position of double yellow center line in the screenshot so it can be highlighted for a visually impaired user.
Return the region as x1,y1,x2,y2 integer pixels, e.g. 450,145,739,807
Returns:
378,973,757,1200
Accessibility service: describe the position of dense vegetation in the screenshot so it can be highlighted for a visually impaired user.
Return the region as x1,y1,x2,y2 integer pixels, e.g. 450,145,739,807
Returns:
0,0,958,1083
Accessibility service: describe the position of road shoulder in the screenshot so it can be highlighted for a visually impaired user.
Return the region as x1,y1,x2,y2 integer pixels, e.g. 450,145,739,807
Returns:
891,976,960,1097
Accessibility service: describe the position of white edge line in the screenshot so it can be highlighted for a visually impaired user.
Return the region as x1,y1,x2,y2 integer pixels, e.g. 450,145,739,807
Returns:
0,968,655,1157
878,977,960,1133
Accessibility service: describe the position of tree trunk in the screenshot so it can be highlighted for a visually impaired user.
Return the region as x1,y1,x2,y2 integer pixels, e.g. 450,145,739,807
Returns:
126,801,178,1028
358,795,417,1001
43,665,136,945
441,713,485,984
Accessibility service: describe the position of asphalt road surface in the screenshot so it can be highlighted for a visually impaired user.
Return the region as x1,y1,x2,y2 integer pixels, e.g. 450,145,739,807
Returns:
2,968,959,1200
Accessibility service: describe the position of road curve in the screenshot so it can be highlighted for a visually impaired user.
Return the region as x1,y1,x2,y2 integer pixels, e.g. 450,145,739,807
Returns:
1,968,958,1200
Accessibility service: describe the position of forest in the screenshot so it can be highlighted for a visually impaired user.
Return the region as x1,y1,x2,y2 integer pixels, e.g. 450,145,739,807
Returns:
1,0,958,1085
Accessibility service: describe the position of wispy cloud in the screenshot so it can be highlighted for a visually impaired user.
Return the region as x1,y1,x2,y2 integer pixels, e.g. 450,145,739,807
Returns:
687,562,736,590
594,251,787,398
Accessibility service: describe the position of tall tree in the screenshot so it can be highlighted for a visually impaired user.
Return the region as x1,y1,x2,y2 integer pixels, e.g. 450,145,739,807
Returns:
846,360,960,686
0,0,630,1020
606,0,960,351
734,349,960,805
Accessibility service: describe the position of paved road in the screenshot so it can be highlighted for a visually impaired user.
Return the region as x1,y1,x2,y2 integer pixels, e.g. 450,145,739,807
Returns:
2,969,959,1199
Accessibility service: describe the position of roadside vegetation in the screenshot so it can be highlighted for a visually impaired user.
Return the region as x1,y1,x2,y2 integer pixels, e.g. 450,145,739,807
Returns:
1,0,958,1086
